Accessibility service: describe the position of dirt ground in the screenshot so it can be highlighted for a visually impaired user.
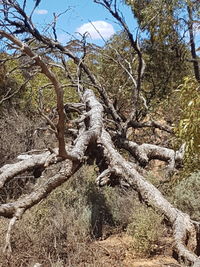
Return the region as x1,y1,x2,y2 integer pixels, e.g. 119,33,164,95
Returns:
88,235,181,267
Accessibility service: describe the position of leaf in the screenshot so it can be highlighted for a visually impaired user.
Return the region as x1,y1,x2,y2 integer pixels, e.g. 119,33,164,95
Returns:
188,100,194,107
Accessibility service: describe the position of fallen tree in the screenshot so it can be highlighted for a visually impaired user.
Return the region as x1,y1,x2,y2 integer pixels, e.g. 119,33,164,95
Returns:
0,0,200,266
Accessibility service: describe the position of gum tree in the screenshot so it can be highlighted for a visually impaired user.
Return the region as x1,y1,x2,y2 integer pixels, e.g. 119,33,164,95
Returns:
0,1,200,265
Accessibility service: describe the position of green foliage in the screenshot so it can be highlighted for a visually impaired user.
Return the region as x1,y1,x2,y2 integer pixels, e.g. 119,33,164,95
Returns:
126,0,200,41
0,52,79,113
22,73,50,110
176,77,200,160
102,186,139,228
0,165,159,265
85,32,133,114
142,40,190,102
126,0,180,34
0,54,26,107
173,171,200,221
125,0,191,102
20,64,79,111
0,53,38,111
127,206,164,255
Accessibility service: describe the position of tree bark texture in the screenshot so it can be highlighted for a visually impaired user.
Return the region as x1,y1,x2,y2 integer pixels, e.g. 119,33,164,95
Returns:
0,89,199,265
0,1,200,265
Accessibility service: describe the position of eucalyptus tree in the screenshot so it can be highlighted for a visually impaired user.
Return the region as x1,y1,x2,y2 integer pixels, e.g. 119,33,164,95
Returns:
0,0,200,266
124,0,200,163
126,0,200,83
125,0,200,101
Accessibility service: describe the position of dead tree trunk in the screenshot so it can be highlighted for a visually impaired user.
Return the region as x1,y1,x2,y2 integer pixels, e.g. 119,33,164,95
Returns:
0,89,199,265
0,1,200,265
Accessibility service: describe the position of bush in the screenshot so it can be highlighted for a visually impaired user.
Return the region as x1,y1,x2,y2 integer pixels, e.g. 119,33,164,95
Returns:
173,171,200,221
0,165,140,266
127,206,164,256
102,186,140,228
176,77,200,172
0,167,93,266
0,165,168,265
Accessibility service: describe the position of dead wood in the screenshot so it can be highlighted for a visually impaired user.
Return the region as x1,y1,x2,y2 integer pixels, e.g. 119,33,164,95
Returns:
119,139,184,173
0,1,199,265
0,88,197,265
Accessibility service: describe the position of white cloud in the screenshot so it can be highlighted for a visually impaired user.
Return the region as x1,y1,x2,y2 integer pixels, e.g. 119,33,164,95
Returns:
35,9,48,15
195,24,200,35
57,33,69,44
76,21,115,40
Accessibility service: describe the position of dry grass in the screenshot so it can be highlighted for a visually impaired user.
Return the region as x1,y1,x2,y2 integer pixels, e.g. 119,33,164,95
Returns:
0,166,172,267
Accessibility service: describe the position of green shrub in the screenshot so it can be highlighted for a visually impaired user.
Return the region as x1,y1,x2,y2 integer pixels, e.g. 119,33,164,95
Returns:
127,206,164,256
0,165,166,265
102,186,140,228
0,167,94,266
175,77,200,172
173,171,200,221
0,165,137,265
176,77,200,155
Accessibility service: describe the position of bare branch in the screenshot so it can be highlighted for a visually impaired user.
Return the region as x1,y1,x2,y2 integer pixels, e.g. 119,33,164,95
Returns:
119,139,183,174
127,120,173,134
99,128,198,265
3,208,24,254
0,160,75,219
0,151,51,189
0,2,199,265
0,30,68,158
1,1,123,123
94,0,146,118
38,108,57,134
0,77,32,105
96,168,114,186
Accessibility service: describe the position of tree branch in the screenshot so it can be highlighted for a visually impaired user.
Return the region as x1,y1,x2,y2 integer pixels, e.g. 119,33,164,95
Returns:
119,139,184,175
99,128,198,265
0,30,68,158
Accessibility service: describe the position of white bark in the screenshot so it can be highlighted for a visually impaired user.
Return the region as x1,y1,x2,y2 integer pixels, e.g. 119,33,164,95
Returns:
0,3,198,264
0,152,50,189
0,87,198,266
99,129,198,265
0,89,103,218
120,139,184,173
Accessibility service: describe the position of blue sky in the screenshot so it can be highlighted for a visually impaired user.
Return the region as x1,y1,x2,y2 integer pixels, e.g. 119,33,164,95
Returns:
12,1,200,50
27,0,138,46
